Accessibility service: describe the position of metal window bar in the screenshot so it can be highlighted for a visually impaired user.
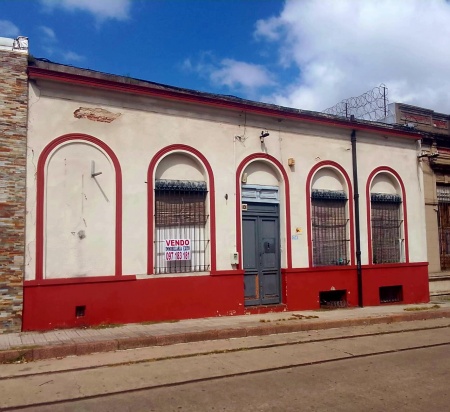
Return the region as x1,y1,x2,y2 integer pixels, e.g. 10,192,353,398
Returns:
311,198,350,267
371,199,402,264
437,185,450,270
154,180,210,274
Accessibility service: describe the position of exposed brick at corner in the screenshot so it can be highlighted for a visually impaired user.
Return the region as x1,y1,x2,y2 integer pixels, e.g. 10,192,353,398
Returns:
0,50,28,332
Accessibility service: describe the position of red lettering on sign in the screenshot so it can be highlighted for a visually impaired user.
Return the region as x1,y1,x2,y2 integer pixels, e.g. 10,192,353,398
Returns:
165,239,191,246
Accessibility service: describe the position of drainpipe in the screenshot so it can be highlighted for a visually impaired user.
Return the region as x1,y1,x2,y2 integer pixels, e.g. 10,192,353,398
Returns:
351,128,363,307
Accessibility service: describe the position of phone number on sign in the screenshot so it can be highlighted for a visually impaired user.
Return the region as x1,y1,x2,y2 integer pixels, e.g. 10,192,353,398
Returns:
165,251,191,261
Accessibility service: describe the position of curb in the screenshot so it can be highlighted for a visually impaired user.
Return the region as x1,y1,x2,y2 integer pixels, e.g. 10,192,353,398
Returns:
1,309,450,364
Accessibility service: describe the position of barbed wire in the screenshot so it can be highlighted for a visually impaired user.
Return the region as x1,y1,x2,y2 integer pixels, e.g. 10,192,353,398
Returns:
323,84,390,121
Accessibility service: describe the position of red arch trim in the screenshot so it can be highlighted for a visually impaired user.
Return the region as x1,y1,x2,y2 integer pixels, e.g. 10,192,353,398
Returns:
36,134,123,280
236,154,292,269
147,145,217,274
366,166,409,265
305,161,355,268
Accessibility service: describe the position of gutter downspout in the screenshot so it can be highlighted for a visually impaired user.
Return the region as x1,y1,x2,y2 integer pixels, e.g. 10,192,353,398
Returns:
351,128,363,307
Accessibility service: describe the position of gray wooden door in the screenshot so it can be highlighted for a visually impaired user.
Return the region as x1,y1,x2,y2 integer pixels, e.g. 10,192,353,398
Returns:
242,203,280,306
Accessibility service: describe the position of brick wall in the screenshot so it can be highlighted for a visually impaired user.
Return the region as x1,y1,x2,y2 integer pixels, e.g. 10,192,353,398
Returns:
0,49,28,332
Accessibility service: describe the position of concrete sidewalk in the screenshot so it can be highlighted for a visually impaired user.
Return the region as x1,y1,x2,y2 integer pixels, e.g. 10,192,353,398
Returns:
1,301,450,363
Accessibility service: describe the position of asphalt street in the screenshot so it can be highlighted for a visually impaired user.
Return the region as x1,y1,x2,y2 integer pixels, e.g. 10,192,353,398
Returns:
24,344,449,412
1,318,449,411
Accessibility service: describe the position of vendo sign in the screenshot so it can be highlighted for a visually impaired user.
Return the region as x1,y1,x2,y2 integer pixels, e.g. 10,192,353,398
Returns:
165,239,191,261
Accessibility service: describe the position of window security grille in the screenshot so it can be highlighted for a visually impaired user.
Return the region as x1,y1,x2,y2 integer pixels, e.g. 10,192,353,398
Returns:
437,185,450,270
311,190,350,267
371,193,402,264
154,180,210,274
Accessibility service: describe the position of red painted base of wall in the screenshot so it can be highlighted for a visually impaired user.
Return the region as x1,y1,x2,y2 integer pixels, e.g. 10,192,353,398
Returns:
22,263,430,331
283,266,360,310
23,274,244,331
361,263,430,306
283,262,429,310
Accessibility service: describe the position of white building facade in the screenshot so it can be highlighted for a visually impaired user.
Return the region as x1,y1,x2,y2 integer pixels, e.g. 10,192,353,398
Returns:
20,59,429,330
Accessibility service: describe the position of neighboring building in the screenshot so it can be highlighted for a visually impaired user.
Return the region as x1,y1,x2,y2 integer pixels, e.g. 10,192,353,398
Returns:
0,37,430,332
384,103,450,298
0,36,28,332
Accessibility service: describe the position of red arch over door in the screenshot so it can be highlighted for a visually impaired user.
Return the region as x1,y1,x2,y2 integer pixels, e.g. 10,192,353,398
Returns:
36,133,123,280
366,166,409,264
147,145,217,274
236,154,292,269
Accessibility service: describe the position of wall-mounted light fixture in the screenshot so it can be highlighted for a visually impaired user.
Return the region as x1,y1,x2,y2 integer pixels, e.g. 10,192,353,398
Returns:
260,130,270,143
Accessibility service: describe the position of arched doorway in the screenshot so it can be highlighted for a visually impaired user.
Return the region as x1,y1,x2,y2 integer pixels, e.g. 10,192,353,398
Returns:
241,161,282,306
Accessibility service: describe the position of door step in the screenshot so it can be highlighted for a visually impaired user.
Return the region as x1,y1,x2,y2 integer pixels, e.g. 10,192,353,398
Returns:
245,304,287,315
430,293,450,301
429,273,450,297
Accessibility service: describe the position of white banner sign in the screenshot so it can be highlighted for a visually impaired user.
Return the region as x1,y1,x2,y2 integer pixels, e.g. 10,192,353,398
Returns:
165,239,191,261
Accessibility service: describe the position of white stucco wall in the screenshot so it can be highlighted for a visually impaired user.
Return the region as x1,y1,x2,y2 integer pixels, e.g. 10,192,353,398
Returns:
311,168,346,192
356,134,426,263
45,142,115,278
25,79,427,280
371,174,399,194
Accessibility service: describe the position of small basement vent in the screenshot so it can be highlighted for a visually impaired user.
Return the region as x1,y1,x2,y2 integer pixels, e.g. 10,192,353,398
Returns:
75,305,86,318
319,290,347,308
379,285,403,303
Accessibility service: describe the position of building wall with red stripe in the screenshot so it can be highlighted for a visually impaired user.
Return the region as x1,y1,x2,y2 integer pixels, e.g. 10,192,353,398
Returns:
22,76,429,331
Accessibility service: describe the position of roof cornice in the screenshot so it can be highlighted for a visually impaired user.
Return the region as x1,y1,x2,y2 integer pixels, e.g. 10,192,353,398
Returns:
28,66,420,140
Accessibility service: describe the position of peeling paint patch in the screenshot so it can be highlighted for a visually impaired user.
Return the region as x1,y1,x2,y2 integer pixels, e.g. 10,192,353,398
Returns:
74,107,121,123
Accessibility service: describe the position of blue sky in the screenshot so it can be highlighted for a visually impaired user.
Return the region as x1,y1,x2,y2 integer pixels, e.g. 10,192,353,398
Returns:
2,0,450,115
1,1,289,97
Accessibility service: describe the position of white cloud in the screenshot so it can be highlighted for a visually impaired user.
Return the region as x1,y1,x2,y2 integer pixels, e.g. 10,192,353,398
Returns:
40,0,131,21
181,51,216,79
183,53,275,92
62,51,85,62
255,0,450,114
0,20,20,37
39,26,56,40
210,59,275,90
254,16,282,42
36,26,84,63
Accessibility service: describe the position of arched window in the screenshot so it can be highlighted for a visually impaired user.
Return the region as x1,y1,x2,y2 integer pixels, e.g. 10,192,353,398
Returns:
36,134,122,280
310,167,350,267
154,153,210,274
370,172,404,264
437,185,450,269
